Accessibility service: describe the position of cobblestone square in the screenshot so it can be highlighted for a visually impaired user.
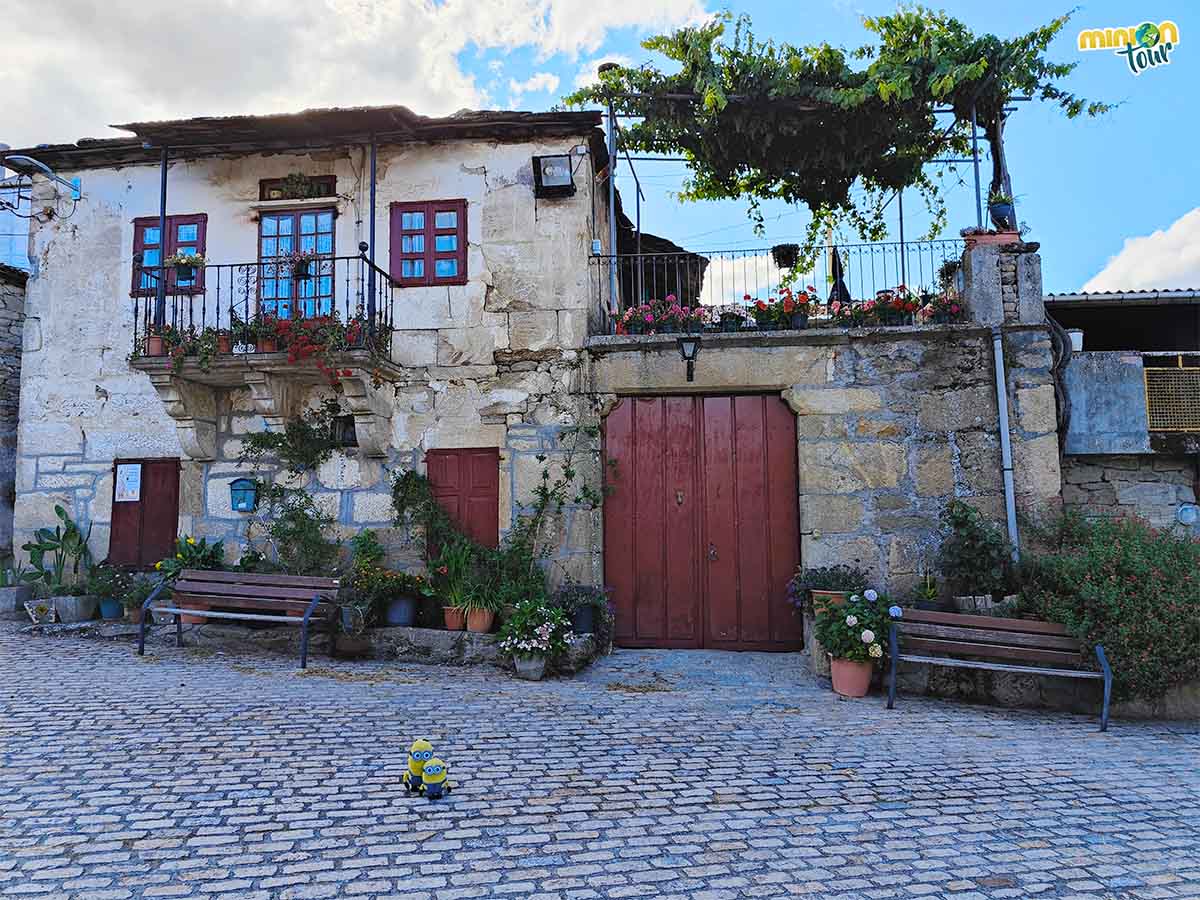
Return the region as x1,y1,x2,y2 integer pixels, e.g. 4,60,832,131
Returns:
2,623,1198,899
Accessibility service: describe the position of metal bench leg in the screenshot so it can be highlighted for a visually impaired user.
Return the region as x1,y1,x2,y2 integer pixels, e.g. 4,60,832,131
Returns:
1096,644,1113,732
328,612,338,659
175,612,183,648
887,623,899,710
137,579,168,657
299,594,321,670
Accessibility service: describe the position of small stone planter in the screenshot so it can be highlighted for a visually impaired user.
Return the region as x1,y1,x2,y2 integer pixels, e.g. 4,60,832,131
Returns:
0,584,33,620
513,656,547,681
52,595,98,624
24,600,55,624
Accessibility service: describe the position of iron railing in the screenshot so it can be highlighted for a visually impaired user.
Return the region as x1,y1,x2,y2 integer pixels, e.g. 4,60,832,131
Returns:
133,253,395,351
590,239,964,331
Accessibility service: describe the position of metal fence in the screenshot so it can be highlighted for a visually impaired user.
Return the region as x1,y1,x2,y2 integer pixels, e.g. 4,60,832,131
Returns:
591,239,963,328
132,254,395,351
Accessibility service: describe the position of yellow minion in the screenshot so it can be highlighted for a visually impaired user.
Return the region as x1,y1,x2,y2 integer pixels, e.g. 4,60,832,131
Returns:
403,739,434,793
420,757,451,800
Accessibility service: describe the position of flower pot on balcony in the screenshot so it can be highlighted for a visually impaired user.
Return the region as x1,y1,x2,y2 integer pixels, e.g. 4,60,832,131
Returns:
988,201,1016,231
720,315,742,333
443,606,467,631
217,332,233,354
789,312,809,330
830,657,873,698
771,243,801,270
145,335,166,357
258,336,279,353
293,260,312,278
174,264,195,281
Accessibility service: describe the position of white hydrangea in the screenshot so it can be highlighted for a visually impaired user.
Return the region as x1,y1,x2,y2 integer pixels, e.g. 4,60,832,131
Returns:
845,614,859,627
861,629,876,644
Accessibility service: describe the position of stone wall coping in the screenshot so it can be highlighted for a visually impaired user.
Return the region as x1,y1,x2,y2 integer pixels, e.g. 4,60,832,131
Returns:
586,323,1047,356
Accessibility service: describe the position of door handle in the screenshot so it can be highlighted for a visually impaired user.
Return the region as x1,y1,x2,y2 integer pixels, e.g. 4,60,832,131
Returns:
708,543,718,561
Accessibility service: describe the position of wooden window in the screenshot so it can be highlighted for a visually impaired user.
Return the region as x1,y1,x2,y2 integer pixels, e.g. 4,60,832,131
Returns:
131,214,208,296
389,199,467,286
108,459,181,568
426,448,499,549
258,208,335,319
259,175,337,201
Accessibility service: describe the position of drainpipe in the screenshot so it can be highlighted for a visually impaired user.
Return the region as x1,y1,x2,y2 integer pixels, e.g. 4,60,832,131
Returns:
155,146,169,332
991,325,1020,560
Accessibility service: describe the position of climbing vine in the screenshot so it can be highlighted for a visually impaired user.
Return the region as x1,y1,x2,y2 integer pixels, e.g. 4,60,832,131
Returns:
239,397,343,475
568,9,1109,247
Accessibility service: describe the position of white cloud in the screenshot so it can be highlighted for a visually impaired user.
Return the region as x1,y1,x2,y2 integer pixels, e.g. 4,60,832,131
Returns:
1082,208,1200,292
508,72,561,106
0,0,708,148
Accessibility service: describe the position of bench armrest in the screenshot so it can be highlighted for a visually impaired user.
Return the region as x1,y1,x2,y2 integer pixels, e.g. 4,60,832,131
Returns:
142,577,171,612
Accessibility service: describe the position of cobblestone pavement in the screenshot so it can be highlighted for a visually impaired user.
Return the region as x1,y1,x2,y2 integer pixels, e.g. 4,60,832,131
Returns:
2,622,1199,900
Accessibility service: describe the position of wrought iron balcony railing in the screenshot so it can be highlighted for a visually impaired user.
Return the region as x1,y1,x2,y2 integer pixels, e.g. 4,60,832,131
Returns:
132,252,395,353
589,238,964,332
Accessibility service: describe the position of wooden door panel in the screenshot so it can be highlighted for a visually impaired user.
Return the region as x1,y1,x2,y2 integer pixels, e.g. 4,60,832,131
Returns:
603,400,638,643
701,396,740,645
632,398,667,641
663,396,700,643
733,396,772,644
427,448,499,549
138,462,180,567
766,397,804,644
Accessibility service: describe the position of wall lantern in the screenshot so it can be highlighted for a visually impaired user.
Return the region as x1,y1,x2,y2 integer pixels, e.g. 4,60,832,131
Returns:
230,478,259,513
532,154,576,198
677,335,702,383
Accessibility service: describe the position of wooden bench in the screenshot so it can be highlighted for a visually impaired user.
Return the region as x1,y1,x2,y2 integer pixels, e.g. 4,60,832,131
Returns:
137,570,341,669
886,608,1114,731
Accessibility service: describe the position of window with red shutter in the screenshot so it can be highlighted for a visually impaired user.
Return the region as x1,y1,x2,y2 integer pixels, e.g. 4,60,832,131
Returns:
389,199,468,286
426,448,499,549
131,214,208,296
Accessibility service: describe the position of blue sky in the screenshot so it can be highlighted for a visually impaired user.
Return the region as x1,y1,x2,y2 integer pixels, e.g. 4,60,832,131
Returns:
469,2,1195,293
4,1,1193,293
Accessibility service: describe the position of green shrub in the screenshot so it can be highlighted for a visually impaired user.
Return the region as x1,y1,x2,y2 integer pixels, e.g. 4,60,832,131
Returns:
937,500,1013,597
156,535,225,580
262,490,340,576
787,564,871,615
813,590,891,662
1021,515,1200,701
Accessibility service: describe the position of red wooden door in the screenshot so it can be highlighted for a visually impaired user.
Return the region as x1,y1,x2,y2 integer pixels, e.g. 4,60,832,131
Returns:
108,459,180,568
426,448,500,548
604,395,800,650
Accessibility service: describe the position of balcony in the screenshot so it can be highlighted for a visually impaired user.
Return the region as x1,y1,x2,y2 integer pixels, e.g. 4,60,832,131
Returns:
589,239,965,333
128,253,401,460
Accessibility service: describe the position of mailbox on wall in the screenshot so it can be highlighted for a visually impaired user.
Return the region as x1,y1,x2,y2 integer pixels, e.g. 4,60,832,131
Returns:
230,478,259,513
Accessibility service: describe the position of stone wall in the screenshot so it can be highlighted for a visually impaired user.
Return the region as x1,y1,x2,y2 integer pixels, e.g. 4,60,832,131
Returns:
0,264,24,554
1062,453,1197,529
14,135,607,573
588,323,1063,594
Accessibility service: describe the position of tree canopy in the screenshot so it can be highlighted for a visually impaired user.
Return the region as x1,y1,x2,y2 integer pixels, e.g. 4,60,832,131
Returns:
567,7,1109,249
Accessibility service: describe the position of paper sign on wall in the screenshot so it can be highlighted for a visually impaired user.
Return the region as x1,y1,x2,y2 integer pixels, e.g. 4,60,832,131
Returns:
115,464,142,502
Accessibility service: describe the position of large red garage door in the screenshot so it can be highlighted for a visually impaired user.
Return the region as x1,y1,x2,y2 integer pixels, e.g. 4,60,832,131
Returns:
604,395,801,650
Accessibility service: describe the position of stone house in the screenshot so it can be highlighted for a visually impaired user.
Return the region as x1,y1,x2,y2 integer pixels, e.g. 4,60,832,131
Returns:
0,104,1110,652
0,263,26,554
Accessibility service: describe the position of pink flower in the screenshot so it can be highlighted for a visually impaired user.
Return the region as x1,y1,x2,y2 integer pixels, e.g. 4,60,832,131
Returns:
806,285,816,293
950,304,960,314
831,301,842,315
644,314,654,323
665,294,676,303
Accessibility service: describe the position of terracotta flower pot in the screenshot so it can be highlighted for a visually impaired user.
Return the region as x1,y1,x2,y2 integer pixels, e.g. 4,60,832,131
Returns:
127,607,145,624
830,657,874,698
217,333,233,353
809,590,848,612
146,335,166,356
466,609,494,634
443,606,467,631
258,336,279,353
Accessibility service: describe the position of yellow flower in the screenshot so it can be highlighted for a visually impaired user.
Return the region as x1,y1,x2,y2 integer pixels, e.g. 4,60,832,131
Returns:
186,537,196,545
176,553,183,560
155,561,162,570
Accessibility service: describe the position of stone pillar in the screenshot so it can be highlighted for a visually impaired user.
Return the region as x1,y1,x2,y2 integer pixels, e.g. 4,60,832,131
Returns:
961,236,1044,326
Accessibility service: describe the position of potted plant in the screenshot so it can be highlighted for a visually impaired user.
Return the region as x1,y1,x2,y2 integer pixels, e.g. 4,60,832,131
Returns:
123,575,161,624
154,534,225,622
781,286,815,329
751,298,777,331
216,329,233,354
0,561,39,619
788,564,871,677
915,288,966,326
433,537,475,631
551,582,612,638
713,304,751,333
987,190,1017,231
284,248,320,279
813,589,889,697
87,563,130,621
463,591,502,634
936,500,1014,612
230,312,258,351
498,596,572,681
257,314,282,353
145,328,167,357
22,504,94,622
771,243,801,270
164,251,205,282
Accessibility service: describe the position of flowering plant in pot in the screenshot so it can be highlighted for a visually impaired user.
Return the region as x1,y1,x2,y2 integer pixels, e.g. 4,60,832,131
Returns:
154,534,225,623
915,288,966,326
122,575,162,624
497,597,573,681
433,537,476,631
282,248,321,279
619,303,657,335
257,313,284,353
164,251,205,282
463,590,502,634
86,563,130,621
711,303,752,333
779,286,814,329
813,588,890,697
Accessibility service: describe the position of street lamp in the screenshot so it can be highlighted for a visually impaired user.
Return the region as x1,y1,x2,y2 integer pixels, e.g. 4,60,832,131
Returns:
677,334,701,383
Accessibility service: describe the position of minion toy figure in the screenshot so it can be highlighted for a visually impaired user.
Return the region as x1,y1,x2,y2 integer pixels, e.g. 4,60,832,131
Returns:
403,739,434,794
421,757,451,800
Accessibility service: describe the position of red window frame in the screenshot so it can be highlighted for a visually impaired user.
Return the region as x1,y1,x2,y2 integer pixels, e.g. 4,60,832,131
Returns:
131,214,208,296
389,199,467,287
